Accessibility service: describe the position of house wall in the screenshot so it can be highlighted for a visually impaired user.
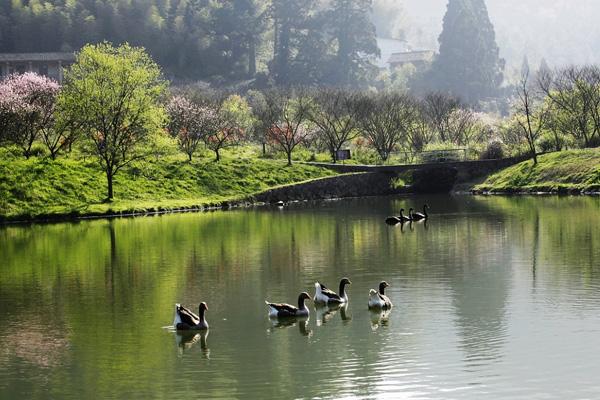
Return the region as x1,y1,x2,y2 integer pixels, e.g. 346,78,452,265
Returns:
0,61,65,82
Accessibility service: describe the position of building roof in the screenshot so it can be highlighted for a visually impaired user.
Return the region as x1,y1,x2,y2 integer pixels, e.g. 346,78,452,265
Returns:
375,37,412,69
388,50,434,65
0,52,75,62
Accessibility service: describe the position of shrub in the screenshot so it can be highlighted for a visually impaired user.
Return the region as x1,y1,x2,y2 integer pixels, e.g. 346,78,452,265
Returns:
586,135,600,149
480,140,505,160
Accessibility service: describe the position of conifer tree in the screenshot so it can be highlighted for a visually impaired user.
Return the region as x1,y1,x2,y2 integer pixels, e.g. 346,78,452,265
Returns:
426,0,504,103
327,0,379,86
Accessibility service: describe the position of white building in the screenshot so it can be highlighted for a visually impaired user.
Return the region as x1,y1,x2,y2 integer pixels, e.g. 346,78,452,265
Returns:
388,50,434,70
0,52,75,83
375,38,434,71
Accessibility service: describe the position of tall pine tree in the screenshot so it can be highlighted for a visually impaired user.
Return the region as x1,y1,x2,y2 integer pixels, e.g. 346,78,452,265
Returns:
327,0,379,86
270,0,322,85
426,0,504,103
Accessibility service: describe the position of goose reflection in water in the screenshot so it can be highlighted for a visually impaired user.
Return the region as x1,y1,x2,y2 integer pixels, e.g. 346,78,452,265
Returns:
175,330,210,358
339,303,351,322
268,316,312,337
370,309,392,331
315,303,351,326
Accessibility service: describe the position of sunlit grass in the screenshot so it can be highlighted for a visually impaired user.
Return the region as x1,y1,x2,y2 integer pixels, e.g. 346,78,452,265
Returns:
0,147,336,221
475,149,600,193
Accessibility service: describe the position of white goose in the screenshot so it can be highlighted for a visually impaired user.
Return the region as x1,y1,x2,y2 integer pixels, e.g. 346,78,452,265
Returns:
368,281,393,309
314,278,352,305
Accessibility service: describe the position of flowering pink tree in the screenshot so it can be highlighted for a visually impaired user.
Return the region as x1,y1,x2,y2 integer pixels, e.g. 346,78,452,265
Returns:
166,95,217,161
258,89,312,166
0,84,18,145
0,72,63,158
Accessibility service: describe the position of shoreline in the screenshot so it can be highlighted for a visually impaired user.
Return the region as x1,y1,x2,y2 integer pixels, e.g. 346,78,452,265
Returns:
2,185,598,226
2,149,598,225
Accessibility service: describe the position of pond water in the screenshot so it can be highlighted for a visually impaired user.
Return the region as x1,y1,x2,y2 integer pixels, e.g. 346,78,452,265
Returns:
1,195,600,399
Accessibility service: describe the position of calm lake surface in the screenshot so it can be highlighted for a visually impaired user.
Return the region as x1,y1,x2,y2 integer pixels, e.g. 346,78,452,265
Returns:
1,195,600,399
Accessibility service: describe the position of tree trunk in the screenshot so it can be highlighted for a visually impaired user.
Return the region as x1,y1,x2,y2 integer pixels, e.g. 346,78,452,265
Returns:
215,149,220,162
530,144,538,164
188,152,193,162
106,170,114,200
287,151,292,166
275,24,290,84
262,142,266,156
248,36,257,78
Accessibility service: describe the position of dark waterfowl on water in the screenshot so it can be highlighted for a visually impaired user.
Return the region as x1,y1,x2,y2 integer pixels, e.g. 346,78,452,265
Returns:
412,205,429,221
314,278,352,305
386,216,402,225
266,292,312,318
174,302,209,330
399,208,412,222
368,281,393,309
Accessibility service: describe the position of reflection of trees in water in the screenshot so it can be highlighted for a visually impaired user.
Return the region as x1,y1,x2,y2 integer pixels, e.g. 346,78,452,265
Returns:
1,195,599,397
451,272,509,365
382,197,514,367
441,201,512,366
476,195,600,302
1,319,70,370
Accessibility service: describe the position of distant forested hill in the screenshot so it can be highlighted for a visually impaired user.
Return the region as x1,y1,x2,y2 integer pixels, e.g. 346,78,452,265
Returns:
0,0,379,86
0,0,250,80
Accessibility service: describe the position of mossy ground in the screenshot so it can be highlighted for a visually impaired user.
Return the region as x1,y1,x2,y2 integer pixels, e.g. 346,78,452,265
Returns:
475,149,600,193
0,147,336,221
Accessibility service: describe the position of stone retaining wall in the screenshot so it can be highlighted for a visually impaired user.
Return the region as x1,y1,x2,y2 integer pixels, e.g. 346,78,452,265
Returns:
250,172,408,203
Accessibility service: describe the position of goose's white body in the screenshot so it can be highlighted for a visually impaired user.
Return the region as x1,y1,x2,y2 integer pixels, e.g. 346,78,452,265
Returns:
314,282,347,304
267,304,280,318
368,289,393,310
173,308,182,327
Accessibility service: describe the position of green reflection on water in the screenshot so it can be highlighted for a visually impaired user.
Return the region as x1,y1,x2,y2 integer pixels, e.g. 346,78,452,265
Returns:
1,195,599,399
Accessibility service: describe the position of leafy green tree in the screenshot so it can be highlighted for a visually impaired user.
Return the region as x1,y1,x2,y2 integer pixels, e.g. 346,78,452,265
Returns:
538,65,600,148
205,95,253,161
58,43,167,200
425,0,504,103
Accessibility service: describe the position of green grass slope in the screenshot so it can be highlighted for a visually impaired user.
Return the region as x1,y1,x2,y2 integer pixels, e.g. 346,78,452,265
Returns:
475,149,600,194
0,151,336,221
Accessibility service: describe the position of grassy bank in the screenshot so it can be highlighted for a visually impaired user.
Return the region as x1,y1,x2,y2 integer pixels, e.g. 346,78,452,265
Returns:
0,150,336,222
475,149,600,194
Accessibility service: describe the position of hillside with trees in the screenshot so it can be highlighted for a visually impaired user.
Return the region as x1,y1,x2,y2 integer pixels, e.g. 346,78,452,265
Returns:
0,0,379,86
